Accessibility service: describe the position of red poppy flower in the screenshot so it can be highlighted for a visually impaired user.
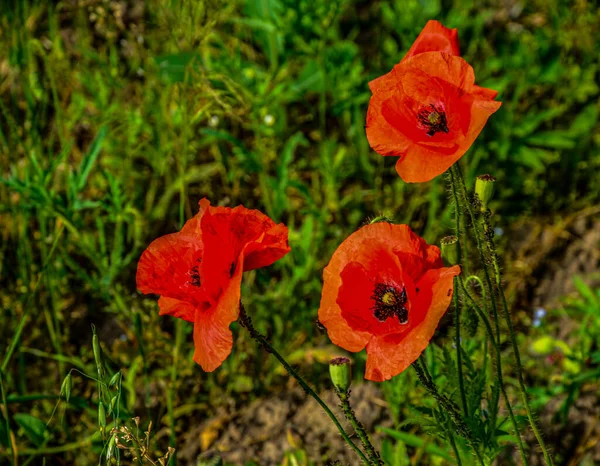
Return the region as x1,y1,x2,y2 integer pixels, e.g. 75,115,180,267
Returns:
318,223,460,381
136,199,290,372
366,20,502,183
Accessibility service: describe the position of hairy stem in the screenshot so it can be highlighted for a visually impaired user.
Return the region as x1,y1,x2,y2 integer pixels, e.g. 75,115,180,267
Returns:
479,211,553,466
238,303,371,465
447,173,469,418
412,359,485,465
451,164,530,464
337,389,383,465
459,277,528,465
412,359,470,439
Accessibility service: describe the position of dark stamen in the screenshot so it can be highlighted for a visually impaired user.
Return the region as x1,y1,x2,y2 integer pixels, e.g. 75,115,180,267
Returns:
417,104,449,137
371,283,409,324
188,265,201,287
229,262,236,278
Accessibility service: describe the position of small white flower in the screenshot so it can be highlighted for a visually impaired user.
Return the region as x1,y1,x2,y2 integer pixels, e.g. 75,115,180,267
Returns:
209,115,219,128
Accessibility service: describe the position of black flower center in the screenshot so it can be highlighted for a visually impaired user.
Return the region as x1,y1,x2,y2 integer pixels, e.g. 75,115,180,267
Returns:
371,283,409,324
188,265,201,287
417,104,449,137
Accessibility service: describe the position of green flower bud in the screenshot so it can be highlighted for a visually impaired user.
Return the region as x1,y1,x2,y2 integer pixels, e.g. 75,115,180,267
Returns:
329,357,351,393
440,236,460,266
475,174,496,211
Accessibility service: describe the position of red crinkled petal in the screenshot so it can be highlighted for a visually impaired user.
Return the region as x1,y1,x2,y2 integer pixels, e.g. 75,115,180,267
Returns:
193,256,244,372
136,229,206,305
402,20,460,62
198,198,290,298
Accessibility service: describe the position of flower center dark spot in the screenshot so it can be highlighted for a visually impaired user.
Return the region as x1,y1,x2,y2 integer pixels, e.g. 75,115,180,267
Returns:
371,283,409,324
229,262,236,278
188,265,201,287
417,104,449,137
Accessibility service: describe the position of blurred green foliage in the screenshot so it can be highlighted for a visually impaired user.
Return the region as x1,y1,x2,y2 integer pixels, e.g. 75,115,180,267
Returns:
0,0,599,464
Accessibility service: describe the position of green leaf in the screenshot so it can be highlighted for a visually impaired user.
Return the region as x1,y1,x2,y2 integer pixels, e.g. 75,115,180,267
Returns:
77,125,107,192
154,51,201,83
13,413,48,446
378,427,456,463
526,131,576,149
0,413,8,447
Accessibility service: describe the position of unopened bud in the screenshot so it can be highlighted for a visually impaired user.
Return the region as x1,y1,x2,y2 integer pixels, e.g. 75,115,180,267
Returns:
329,357,351,393
475,174,496,211
441,236,460,266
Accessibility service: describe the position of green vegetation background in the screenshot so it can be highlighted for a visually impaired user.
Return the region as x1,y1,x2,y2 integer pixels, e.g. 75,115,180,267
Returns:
1,0,599,464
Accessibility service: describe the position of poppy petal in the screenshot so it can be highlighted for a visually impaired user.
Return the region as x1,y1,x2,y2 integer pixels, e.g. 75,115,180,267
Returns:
402,52,475,94
193,257,244,372
157,296,197,322
472,85,498,100
402,20,460,62
364,265,461,381
199,199,290,298
136,231,205,303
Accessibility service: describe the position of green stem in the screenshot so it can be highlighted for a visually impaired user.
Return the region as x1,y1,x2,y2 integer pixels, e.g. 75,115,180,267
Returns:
238,303,370,465
448,433,462,466
454,280,468,419
337,389,383,465
480,212,553,466
1,223,64,373
447,170,469,275
0,370,15,464
411,359,469,439
459,273,528,464
447,173,469,418
449,165,504,445
449,166,500,346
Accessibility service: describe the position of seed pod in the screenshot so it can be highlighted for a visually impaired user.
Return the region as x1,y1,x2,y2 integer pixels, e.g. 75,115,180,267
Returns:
60,373,72,402
92,324,105,380
441,236,460,266
329,357,352,393
108,396,118,415
98,402,107,429
475,174,496,211
106,433,117,461
109,371,121,387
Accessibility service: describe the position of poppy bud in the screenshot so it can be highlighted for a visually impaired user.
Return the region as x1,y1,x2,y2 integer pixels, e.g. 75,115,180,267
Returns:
329,357,351,393
440,236,460,266
475,174,496,211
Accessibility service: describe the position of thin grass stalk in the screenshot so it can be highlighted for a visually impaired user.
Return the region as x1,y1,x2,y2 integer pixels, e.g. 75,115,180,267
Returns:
1,222,64,373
